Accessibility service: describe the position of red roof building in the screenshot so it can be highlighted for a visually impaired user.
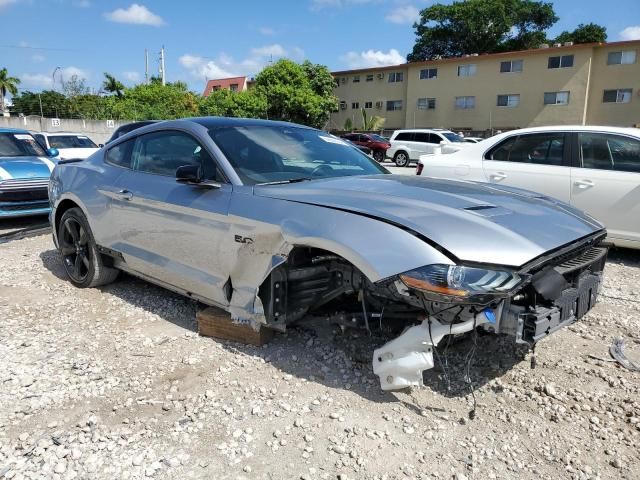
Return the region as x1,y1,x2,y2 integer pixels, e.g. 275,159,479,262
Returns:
202,76,248,96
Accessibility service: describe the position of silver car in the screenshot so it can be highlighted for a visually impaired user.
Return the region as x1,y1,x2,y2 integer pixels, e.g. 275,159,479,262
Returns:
49,118,608,391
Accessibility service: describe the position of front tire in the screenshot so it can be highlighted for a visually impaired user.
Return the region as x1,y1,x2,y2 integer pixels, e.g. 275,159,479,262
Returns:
58,207,119,288
394,151,409,167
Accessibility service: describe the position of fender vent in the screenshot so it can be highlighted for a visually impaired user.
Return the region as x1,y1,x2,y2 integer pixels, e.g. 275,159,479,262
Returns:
464,205,496,211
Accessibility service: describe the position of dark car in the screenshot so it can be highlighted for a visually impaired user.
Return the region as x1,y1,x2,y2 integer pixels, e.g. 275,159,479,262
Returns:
106,121,158,144
341,133,390,162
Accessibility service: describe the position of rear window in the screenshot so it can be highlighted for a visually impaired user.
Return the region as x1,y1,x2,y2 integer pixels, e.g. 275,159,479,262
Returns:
395,132,413,141
0,132,47,157
48,135,97,149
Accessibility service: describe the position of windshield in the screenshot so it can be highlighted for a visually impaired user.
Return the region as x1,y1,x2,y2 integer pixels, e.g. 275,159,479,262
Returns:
0,132,47,157
48,135,97,149
442,132,465,143
209,126,388,185
370,134,389,143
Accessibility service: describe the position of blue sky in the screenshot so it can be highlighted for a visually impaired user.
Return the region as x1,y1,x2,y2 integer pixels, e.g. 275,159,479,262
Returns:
1,0,639,95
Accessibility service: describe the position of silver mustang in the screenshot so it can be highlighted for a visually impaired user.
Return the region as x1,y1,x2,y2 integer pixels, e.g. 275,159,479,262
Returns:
49,118,608,390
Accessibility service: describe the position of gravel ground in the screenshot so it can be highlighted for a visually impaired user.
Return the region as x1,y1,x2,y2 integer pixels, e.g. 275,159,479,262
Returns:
1,228,640,480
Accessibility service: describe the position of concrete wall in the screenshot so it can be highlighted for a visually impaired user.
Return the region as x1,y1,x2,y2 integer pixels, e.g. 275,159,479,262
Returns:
332,40,640,133
0,116,134,144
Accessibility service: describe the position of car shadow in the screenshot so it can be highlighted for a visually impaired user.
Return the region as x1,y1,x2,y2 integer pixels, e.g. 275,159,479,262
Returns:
36,248,569,407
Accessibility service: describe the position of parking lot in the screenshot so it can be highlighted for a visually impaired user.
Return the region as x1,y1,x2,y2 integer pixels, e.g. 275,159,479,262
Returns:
0,163,638,480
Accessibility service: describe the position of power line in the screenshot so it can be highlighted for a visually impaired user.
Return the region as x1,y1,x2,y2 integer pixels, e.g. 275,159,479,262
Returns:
0,44,82,52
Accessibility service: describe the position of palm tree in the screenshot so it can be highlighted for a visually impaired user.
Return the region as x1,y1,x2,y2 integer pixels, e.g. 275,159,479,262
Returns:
102,72,125,98
361,108,385,131
0,68,21,114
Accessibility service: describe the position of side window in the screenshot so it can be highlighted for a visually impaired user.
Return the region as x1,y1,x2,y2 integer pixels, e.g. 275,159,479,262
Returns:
486,136,518,161
578,133,640,173
507,133,565,166
105,138,135,169
413,132,430,143
34,134,47,149
429,134,443,144
132,131,222,181
395,132,413,142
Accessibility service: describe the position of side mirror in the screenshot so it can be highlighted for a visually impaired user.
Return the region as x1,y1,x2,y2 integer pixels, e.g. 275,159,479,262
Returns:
176,164,203,184
98,143,104,148
47,147,59,157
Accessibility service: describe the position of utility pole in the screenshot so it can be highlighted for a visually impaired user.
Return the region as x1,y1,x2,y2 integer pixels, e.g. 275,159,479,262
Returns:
38,92,43,118
145,49,149,84
159,46,166,86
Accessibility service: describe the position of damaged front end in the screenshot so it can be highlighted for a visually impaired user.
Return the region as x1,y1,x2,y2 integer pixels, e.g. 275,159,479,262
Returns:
259,235,608,391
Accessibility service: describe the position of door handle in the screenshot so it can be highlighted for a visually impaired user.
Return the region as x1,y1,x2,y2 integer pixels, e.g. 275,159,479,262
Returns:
117,189,133,201
490,172,507,181
574,179,594,189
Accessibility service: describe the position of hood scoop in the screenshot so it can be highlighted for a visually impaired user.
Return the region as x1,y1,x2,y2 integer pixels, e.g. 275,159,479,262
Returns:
462,204,509,217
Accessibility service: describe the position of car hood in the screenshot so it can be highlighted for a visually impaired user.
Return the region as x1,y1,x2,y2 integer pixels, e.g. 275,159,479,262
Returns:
56,148,99,160
254,175,604,267
0,156,55,180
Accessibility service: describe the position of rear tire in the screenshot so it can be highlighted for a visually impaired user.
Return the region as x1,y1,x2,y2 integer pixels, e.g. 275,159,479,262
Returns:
57,207,119,288
394,151,409,167
373,150,384,162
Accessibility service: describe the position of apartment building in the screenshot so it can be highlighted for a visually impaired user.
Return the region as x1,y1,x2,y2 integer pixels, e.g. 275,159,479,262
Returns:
331,40,640,133
203,76,250,96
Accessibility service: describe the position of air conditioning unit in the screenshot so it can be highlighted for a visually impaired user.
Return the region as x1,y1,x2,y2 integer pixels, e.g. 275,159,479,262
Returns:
339,101,347,110
539,43,550,49
564,41,574,47
341,77,347,84
377,73,385,79
375,101,383,109
553,43,562,48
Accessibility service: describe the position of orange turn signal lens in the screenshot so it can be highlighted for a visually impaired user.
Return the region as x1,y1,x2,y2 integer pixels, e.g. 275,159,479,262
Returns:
399,274,469,297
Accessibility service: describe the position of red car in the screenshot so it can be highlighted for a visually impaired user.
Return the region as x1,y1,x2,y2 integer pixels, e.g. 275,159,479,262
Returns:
341,133,391,162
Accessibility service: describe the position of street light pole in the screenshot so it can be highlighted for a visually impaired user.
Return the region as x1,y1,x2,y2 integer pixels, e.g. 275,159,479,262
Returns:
52,67,61,91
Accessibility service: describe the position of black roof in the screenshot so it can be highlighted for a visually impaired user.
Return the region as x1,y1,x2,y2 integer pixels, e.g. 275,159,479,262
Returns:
189,116,315,130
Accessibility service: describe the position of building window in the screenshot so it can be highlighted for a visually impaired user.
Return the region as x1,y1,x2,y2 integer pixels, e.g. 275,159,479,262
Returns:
353,75,360,83
544,91,570,105
339,101,347,110
334,78,340,87
457,64,477,77
388,72,404,83
386,100,403,111
607,50,637,65
455,96,475,109
364,101,373,109
229,84,238,92
351,102,360,109
497,94,520,107
603,89,632,103
341,77,347,84
548,55,574,69
500,60,523,73
366,74,374,82
417,98,436,110
419,68,438,80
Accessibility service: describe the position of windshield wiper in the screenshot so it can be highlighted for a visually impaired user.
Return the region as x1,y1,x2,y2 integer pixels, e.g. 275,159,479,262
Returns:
256,177,312,186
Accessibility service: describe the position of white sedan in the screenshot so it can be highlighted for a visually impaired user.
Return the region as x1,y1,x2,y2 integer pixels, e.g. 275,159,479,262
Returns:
417,125,640,249
32,132,100,161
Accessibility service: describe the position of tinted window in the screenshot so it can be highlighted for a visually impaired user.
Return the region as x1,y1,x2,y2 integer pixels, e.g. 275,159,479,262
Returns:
208,126,387,185
429,133,443,144
487,136,518,161
105,138,134,168
0,132,47,157
48,135,97,149
33,134,47,149
578,133,640,173
413,132,430,143
395,132,413,141
507,133,565,166
131,131,219,180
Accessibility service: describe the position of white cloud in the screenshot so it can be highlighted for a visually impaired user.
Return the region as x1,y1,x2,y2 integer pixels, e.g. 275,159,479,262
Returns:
105,3,164,26
123,71,140,82
31,54,45,62
310,0,377,11
385,5,419,25
259,26,275,35
180,44,295,81
341,48,405,68
59,66,88,81
20,73,53,89
619,25,640,41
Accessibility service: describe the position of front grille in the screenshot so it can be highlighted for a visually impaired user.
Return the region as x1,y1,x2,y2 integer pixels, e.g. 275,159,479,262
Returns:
0,178,50,191
0,188,48,203
554,246,608,275
0,202,49,212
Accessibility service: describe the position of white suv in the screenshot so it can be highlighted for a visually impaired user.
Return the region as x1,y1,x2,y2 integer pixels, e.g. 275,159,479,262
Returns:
387,129,471,167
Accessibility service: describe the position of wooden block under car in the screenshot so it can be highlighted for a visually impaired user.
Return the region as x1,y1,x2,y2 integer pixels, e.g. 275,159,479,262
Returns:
196,306,273,346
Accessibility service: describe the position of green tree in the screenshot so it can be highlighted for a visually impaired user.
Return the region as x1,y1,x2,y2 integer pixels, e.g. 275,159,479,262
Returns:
554,23,607,45
343,117,353,131
61,74,90,98
102,73,125,98
0,68,21,113
253,59,338,129
199,88,267,118
10,90,70,117
361,108,385,131
407,0,558,61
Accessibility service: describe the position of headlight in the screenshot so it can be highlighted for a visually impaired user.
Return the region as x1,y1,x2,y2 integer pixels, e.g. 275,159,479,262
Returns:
399,264,529,303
